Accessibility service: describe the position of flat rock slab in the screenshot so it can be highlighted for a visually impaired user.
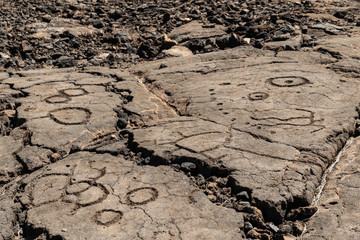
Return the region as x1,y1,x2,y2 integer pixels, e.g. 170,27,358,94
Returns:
1,41,360,238
2,69,127,156
303,136,360,239
316,32,360,59
168,21,227,43
130,46,360,222
19,152,243,239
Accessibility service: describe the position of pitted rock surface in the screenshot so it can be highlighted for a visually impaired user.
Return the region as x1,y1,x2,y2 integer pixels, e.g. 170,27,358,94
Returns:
19,152,243,239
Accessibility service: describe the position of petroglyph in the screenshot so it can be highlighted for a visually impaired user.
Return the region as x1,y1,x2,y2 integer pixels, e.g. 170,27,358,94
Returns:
93,209,123,226
60,88,88,97
267,76,311,87
18,152,243,239
248,92,269,101
45,95,70,104
126,187,159,205
49,107,91,125
129,46,360,225
1,30,360,239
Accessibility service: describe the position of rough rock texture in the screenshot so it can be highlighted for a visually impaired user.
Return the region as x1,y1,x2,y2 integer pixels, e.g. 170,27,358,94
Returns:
19,152,243,239
302,137,360,239
0,136,23,183
1,34,360,238
0,193,18,240
2,69,128,157
2,0,359,70
1,0,360,238
129,46,360,223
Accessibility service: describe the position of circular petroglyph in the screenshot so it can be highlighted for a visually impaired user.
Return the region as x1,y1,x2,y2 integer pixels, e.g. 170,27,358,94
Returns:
93,209,123,226
49,107,91,125
76,185,108,207
267,76,310,87
126,187,159,205
31,174,69,206
45,95,70,104
248,92,269,101
60,88,88,97
66,182,91,194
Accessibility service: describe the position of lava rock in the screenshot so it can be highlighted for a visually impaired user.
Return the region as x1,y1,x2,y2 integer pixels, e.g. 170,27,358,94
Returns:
93,19,105,29
286,206,318,220
236,191,250,201
180,162,197,172
55,56,77,68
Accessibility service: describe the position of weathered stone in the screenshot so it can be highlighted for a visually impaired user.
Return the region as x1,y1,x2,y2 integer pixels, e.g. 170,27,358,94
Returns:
0,136,22,183
0,2,360,236
315,32,360,59
162,46,193,57
16,146,52,171
168,21,226,43
20,152,244,239
302,136,360,239
2,71,127,159
0,193,17,240
129,46,360,223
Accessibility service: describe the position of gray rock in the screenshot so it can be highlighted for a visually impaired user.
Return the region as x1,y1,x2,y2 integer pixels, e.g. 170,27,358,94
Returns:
168,21,226,43
129,46,360,223
19,152,244,239
181,162,197,172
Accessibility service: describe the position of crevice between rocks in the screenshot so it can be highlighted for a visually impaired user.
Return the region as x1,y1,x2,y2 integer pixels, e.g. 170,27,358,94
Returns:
119,130,313,239
299,137,355,239
130,71,190,117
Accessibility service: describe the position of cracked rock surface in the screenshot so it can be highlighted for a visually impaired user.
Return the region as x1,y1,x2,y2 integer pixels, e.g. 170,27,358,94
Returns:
302,136,360,239
1,1,360,237
20,152,243,239
129,46,360,224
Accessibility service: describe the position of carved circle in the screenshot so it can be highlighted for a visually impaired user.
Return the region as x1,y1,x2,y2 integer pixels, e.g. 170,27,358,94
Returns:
248,92,269,101
45,95,70,104
126,187,159,205
49,107,91,125
30,174,69,206
267,76,310,87
59,88,88,97
93,209,123,226
76,184,109,207
66,181,91,194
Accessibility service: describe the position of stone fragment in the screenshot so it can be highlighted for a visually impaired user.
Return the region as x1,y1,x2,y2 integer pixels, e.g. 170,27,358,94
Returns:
236,191,250,201
246,228,271,240
16,146,52,171
161,34,177,50
286,206,317,220
180,162,197,172
163,46,193,57
93,19,105,29
168,21,226,43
